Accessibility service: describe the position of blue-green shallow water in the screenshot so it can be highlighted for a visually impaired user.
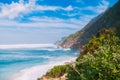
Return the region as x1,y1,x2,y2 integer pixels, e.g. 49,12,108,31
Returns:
0,44,78,80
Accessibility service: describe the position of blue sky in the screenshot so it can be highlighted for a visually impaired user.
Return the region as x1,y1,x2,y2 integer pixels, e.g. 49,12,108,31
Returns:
0,0,118,44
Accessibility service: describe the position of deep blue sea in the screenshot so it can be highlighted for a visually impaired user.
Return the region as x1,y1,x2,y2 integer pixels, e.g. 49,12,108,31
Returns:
0,44,78,80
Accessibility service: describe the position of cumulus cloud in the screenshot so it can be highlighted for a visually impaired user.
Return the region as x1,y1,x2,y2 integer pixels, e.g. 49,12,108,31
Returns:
0,0,109,20
0,0,73,19
0,2,28,19
0,0,109,29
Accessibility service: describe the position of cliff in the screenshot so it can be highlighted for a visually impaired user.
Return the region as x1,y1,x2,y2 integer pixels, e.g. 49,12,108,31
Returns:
58,0,120,49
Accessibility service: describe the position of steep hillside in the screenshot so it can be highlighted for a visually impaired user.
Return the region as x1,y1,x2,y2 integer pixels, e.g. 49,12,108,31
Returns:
39,29,120,80
58,0,120,49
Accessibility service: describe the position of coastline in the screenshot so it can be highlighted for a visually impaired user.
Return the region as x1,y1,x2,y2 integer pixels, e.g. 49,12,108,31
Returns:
10,56,77,80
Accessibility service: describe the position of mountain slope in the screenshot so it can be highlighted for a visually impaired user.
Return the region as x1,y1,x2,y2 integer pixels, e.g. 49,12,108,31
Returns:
58,0,120,49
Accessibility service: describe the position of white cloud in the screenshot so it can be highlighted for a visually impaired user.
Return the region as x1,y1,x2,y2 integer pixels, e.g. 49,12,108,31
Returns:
61,0,109,17
0,15,94,30
0,0,111,44
35,5,73,11
0,0,110,31
83,0,109,13
0,18,77,29
0,15,94,44
30,15,93,28
0,0,109,20
0,0,34,19
0,0,110,30
0,0,73,19
96,0,109,13
0,2,28,19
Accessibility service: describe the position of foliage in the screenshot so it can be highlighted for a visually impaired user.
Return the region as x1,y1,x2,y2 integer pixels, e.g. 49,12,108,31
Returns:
67,29,120,80
78,29,119,59
45,65,69,78
39,29,120,80
66,31,84,41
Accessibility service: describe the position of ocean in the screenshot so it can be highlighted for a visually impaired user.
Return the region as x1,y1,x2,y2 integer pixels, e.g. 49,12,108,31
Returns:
0,44,78,80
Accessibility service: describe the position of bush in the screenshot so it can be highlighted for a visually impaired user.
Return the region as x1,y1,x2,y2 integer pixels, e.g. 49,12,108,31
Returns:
77,29,119,60
67,29,120,80
67,45,120,80
45,65,69,78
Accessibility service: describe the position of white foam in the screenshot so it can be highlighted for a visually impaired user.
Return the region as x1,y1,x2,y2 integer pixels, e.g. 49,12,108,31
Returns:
0,54,52,60
0,44,56,49
37,48,71,51
11,56,77,80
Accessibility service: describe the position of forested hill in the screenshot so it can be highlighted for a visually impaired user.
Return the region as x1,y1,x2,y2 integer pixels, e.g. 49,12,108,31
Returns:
57,0,120,49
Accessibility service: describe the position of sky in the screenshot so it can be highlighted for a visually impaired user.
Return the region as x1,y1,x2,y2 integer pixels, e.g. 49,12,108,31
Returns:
0,0,118,44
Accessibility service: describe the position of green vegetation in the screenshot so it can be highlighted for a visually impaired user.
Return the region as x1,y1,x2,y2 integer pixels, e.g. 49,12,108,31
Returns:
45,65,68,78
41,65,69,79
67,45,120,80
67,29,120,80
66,30,84,41
79,28,118,58
39,29,120,80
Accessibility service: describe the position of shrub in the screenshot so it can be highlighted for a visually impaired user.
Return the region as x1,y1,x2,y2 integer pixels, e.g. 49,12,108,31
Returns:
67,29,120,80
77,29,119,60
67,45,120,80
45,65,69,78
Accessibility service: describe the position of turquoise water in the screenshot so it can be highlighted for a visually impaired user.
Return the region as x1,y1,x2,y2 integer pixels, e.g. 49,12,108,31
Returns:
0,44,78,80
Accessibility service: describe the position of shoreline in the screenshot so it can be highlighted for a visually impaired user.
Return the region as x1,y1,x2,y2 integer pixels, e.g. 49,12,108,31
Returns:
10,56,77,80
